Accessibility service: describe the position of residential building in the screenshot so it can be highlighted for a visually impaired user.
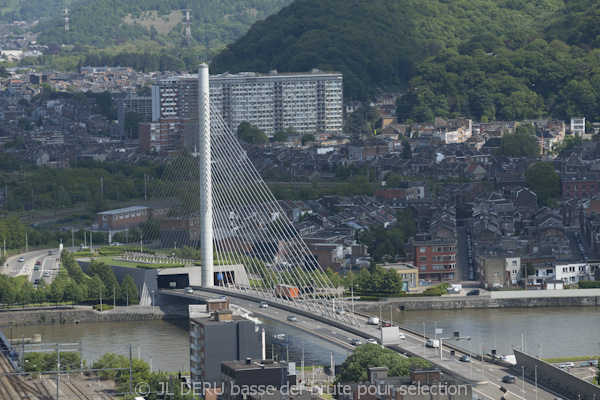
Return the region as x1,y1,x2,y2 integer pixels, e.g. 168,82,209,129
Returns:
189,304,264,386
151,70,343,138
478,255,521,288
383,262,419,292
117,89,153,138
221,358,296,400
570,117,585,137
562,174,599,200
413,239,457,282
96,205,150,231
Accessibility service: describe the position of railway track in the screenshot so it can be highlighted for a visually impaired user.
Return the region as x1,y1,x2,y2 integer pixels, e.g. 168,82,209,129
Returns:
63,380,115,400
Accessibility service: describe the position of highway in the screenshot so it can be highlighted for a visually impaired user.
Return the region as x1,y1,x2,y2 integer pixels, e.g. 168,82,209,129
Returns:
2,249,61,286
169,288,567,400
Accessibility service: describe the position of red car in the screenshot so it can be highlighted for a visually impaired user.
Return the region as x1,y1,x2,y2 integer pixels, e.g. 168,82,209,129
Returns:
35,261,41,265
381,321,392,328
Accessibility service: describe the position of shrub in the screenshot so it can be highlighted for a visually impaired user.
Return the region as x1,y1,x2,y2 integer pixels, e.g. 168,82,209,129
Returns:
579,281,600,289
93,304,114,311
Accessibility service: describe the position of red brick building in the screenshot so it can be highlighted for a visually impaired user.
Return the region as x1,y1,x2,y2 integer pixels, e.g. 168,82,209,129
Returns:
413,239,457,282
562,174,599,200
97,206,151,231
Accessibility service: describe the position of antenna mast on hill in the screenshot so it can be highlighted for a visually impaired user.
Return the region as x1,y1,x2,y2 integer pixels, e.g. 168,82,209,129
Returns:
64,8,69,31
185,5,192,45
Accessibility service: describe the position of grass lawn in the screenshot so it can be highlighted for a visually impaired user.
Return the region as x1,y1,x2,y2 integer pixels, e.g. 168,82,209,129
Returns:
542,356,599,363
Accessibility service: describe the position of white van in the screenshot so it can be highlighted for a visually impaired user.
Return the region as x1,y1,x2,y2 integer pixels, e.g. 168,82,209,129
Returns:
367,316,380,325
426,339,440,348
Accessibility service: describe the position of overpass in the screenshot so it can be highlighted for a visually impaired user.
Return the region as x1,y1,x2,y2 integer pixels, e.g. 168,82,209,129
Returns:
161,287,573,400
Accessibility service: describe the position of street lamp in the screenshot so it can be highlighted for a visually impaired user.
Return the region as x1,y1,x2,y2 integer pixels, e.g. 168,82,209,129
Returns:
152,290,155,308
535,364,538,400
422,323,426,357
469,340,472,379
522,366,525,399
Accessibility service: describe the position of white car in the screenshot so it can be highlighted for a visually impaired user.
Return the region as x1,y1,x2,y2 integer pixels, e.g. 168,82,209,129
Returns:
366,338,377,344
185,287,194,294
259,302,268,308
558,362,575,369
287,315,297,322
351,338,363,346
399,333,406,340
43,271,50,277
18,257,24,262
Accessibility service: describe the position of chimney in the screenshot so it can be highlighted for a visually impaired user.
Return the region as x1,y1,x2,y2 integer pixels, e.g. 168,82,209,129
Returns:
246,358,252,365
215,309,233,322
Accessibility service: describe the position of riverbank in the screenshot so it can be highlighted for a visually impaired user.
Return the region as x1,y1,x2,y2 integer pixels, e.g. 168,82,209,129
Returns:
356,291,600,312
0,305,189,326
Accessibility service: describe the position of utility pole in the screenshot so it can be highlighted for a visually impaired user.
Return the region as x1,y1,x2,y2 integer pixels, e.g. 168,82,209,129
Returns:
129,343,133,395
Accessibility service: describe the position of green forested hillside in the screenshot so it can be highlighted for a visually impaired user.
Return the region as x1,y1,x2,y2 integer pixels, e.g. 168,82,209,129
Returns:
211,0,600,123
34,0,293,50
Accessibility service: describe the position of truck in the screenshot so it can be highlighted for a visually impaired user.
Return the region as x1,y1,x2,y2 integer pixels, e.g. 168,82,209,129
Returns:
447,284,462,294
426,339,440,348
274,284,299,299
367,316,380,325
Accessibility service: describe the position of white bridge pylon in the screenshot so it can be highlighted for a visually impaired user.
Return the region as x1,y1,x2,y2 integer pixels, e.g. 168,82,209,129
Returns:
150,64,360,326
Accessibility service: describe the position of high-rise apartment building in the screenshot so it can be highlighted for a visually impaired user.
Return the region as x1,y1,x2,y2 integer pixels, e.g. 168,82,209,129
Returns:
150,70,343,137
189,303,264,386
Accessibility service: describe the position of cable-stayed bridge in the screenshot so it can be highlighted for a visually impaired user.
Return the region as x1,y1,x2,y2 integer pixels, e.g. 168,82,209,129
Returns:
143,65,359,326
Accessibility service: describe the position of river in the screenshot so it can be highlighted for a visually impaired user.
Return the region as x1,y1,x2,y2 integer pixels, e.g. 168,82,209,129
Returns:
382,306,600,358
8,306,599,372
8,318,348,373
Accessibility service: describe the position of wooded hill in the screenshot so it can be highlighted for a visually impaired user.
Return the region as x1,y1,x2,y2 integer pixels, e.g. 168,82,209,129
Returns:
211,0,600,123
32,0,293,50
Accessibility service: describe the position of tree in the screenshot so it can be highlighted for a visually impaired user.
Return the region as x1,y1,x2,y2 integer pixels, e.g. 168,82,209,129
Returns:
272,130,288,142
497,132,540,158
301,133,315,145
120,274,139,304
402,141,412,159
237,122,268,144
63,281,84,306
336,344,431,383
525,162,560,207
124,111,143,139
48,279,64,306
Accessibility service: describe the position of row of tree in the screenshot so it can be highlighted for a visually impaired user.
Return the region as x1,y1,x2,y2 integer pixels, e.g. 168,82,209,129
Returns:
0,252,139,308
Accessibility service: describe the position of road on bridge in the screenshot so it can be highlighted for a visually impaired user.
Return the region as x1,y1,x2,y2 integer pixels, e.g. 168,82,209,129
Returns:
167,288,567,400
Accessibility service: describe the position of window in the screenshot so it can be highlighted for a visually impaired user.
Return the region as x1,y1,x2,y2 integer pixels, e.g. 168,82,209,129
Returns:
512,260,517,266
493,272,499,276
102,215,108,221
420,247,426,253
420,266,426,271
512,270,517,274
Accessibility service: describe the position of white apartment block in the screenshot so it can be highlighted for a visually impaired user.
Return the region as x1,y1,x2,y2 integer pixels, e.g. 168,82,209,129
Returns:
151,70,343,136
570,117,585,137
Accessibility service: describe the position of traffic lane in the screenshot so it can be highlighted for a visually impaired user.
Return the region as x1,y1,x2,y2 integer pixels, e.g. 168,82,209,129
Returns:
4,250,53,278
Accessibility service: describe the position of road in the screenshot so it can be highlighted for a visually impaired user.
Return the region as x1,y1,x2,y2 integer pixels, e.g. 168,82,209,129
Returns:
169,288,567,400
2,249,61,286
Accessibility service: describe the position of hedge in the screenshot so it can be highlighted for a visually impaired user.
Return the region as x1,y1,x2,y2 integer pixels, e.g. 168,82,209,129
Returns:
93,304,114,311
579,281,600,289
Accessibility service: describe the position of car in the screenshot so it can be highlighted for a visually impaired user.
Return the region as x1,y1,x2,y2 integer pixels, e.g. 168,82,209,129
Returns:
502,375,516,384
366,339,377,344
580,360,598,367
43,271,50,277
287,315,297,322
350,338,363,346
33,266,39,271
558,362,575,369
33,279,40,285
399,333,406,340
259,302,268,308
35,261,41,265
18,257,24,262
184,287,194,294
466,289,480,296
459,355,470,362
335,308,345,315
381,321,392,328
219,295,228,300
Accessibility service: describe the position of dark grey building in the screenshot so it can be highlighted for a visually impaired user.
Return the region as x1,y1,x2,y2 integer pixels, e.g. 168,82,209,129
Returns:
190,307,264,386
221,359,297,400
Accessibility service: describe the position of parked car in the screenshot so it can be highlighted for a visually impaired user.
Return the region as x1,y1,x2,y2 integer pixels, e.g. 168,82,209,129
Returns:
259,302,268,308
466,289,480,296
558,362,575,369
184,287,194,294
580,360,598,367
350,338,363,346
459,355,470,362
502,375,516,384
287,315,297,322
366,339,377,344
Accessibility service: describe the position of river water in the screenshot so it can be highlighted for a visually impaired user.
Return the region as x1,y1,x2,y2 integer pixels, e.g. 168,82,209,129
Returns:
8,318,348,373
7,306,599,372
